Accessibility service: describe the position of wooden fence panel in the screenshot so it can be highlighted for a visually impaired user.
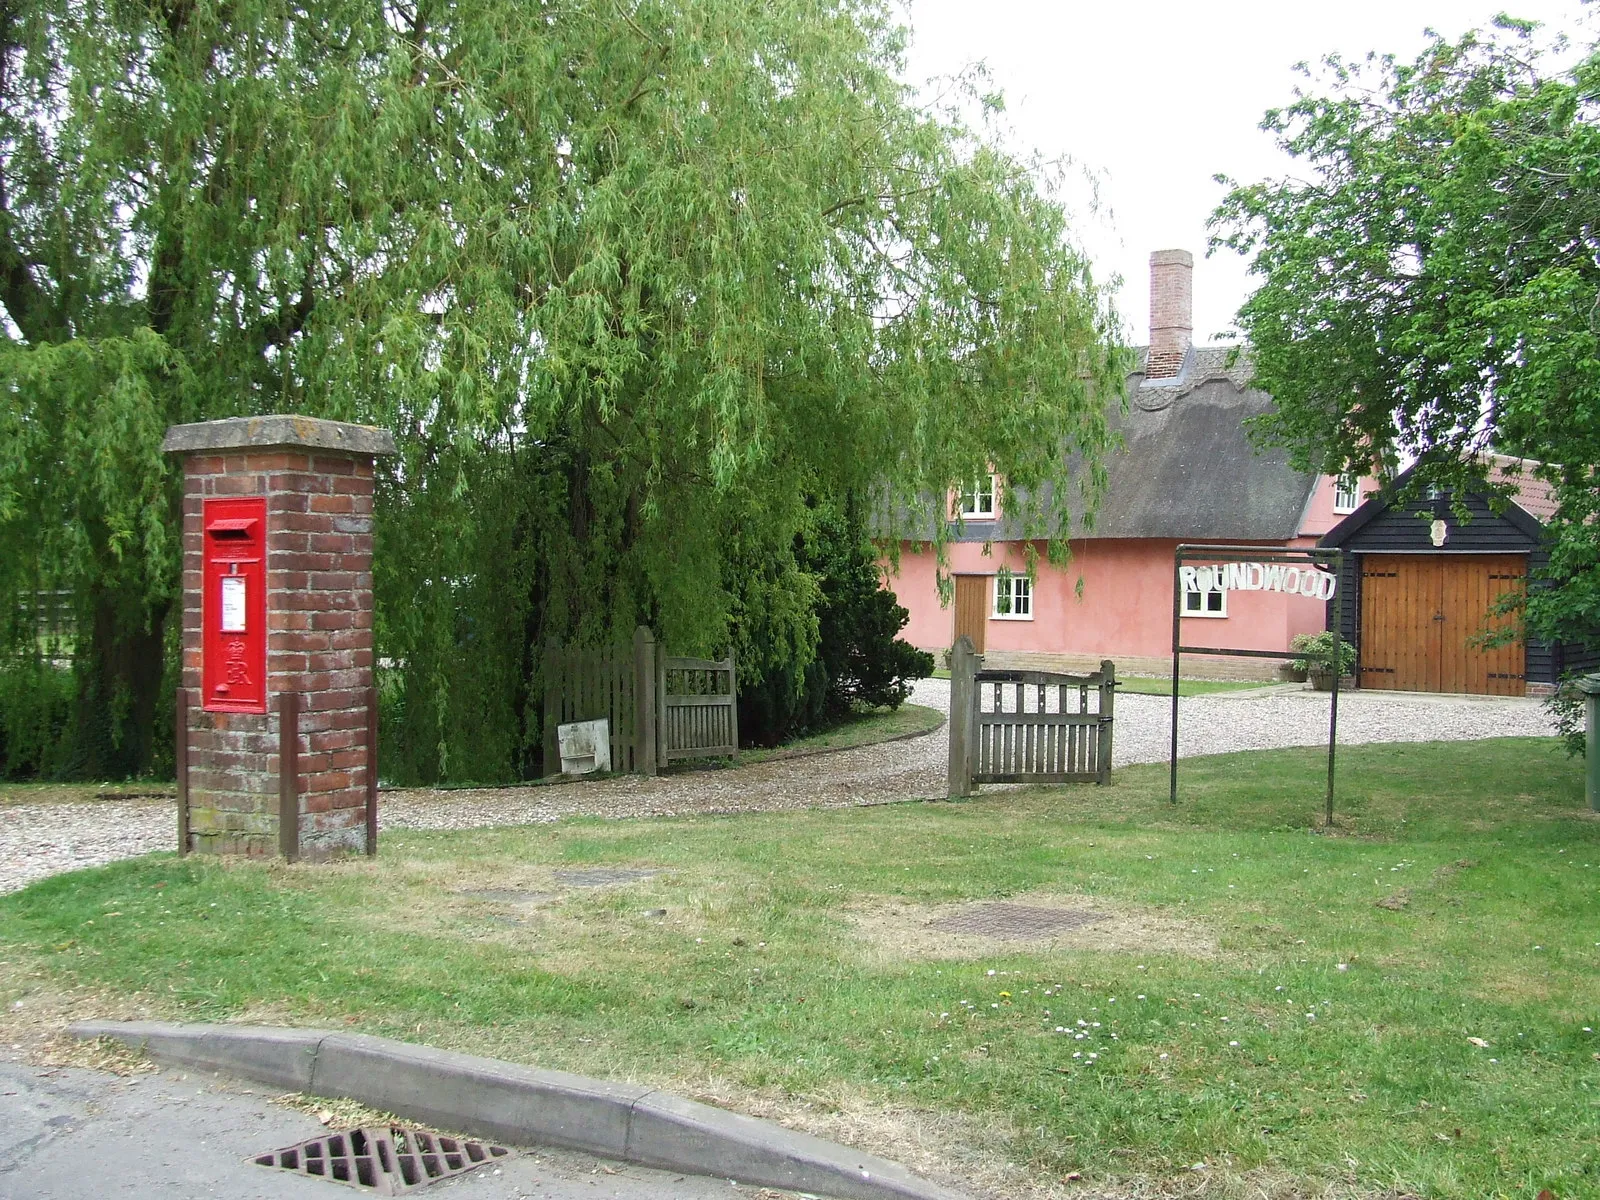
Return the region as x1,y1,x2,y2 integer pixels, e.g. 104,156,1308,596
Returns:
543,632,739,776
542,638,641,776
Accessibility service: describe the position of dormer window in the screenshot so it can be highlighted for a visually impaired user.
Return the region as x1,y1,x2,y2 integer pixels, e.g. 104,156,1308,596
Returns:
959,476,997,519
1333,474,1362,515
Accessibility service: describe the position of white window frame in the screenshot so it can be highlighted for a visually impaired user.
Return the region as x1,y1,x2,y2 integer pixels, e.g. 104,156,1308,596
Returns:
1181,583,1227,619
992,572,1032,620
959,475,998,520
1332,474,1362,515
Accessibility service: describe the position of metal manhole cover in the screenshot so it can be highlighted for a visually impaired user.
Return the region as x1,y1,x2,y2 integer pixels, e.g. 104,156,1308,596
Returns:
553,867,660,888
929,903,1105,940
253,1126,514,1194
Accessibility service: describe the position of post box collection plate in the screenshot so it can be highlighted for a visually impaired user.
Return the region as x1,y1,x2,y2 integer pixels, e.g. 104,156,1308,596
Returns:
202,497,268,713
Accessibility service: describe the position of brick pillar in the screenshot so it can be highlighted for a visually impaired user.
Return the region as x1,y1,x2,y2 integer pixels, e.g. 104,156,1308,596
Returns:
164,416,397,859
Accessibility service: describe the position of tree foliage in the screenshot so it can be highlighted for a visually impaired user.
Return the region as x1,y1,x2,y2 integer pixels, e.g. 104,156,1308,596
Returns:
1212,16,1600,650
0,0,1122,780
734,498,933,747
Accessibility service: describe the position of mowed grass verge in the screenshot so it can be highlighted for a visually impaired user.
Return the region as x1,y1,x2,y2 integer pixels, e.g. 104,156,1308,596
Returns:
3,739,1597,1198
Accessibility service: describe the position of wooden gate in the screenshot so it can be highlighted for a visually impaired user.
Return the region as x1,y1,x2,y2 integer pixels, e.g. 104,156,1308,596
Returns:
947,637,1114,796
659,654,738,762
953,575,988,654
1359,554,1525,695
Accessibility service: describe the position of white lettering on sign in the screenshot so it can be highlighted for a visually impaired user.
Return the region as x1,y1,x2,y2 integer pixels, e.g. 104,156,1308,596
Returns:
220,577,247,633
1180,562,1336,600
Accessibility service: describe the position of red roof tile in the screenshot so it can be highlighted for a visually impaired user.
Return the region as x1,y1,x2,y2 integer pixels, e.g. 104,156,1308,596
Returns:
1486,455,1558,522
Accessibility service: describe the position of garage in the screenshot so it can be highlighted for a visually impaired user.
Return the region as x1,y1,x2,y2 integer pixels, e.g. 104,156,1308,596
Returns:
1357,554,1525,695
1321,460,1594,696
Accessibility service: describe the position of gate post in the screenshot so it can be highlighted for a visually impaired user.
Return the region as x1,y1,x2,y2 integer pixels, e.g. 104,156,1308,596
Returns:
634,627,658,776
728,650,739,763
655,640,669,771
948,636,978,798
1097,659,1116,786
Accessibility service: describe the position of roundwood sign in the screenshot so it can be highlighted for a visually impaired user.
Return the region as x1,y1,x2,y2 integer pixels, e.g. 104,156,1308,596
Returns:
1179,561,1337,600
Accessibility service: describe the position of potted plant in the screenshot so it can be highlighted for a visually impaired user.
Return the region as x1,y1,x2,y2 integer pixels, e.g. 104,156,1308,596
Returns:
1290,631,1356,690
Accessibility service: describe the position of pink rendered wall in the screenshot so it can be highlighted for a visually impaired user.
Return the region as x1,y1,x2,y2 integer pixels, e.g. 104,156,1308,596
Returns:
1298,471,1378,538
883,474,1377,661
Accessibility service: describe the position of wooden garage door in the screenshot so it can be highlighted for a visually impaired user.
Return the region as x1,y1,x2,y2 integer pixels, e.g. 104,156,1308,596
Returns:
1359,555,1525,695
953,575,987,654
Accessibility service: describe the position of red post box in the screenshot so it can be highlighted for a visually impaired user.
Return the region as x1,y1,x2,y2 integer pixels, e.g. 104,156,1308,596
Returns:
202,496,268,713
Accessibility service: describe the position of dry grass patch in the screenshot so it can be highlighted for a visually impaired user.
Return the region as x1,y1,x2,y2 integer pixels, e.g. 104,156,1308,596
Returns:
845,892,1217,964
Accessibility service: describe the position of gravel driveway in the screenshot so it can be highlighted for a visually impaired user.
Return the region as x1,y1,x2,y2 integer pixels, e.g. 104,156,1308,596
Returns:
0,678,1556,895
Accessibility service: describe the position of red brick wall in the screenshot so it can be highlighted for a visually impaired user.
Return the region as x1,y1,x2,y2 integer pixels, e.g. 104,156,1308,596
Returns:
181,450,375,857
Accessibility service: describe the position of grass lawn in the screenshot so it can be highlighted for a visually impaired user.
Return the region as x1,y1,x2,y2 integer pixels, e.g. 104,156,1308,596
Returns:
736,702,943,763
0,781,177,807
1115,676,1277,697
3,739,1597,1198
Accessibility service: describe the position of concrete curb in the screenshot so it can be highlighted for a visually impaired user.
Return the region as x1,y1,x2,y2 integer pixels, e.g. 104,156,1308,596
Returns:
69,1021,973,1200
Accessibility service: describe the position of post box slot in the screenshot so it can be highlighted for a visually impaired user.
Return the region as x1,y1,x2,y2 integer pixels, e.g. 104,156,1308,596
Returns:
202,497,268,713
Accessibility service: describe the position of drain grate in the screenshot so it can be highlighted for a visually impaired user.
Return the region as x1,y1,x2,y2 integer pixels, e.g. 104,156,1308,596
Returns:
253,1126,514,1194
930,903,1105,940
553,867,659,888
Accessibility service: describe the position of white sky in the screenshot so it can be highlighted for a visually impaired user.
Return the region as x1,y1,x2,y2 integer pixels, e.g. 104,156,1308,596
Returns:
902,0,1594,346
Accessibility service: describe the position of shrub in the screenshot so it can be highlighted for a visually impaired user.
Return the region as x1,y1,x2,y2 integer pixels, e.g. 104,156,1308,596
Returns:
1290,631,1356,676
0,659,75,779
735,500,932,746
1548,673,1587,758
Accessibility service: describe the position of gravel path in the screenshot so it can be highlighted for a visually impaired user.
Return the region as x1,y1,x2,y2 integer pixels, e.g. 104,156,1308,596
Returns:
0,678,1555,894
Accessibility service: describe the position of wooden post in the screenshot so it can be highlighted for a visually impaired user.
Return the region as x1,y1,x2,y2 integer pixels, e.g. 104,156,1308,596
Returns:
948,636,977,798
365,685,379,856
542,642,561,779
728,650,739,763
634,627,658,776
1579,675,1600,813
1097,659,1116,786
656,640,669,770
175,687,190,855
278,691,300,863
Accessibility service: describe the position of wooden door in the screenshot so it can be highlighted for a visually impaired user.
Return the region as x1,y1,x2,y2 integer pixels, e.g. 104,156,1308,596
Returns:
1438,556,1525,695
1359,555,1525,695
953,575,988,654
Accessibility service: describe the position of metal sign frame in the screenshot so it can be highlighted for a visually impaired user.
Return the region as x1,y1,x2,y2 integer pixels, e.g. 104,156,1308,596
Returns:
1170,544,1344,824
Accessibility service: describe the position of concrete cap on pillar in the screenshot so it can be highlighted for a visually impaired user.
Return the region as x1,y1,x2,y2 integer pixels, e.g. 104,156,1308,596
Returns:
1576,674,1600,695
162,415,397,457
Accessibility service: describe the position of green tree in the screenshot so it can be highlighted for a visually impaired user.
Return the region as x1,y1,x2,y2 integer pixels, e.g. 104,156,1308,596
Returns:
0,0,1123,781
1212,16,1600,652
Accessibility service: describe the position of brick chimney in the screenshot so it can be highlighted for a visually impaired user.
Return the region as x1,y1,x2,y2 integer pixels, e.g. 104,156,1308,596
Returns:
1145,248,1193,380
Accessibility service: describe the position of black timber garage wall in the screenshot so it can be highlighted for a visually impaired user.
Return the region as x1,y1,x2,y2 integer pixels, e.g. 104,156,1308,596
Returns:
1321,489,1567,686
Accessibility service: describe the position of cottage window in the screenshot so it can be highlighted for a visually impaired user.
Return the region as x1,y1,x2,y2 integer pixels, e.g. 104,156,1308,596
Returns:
1333,474,1362,514
992,573,1032,620
960,476,997,519
1182,583,1226,618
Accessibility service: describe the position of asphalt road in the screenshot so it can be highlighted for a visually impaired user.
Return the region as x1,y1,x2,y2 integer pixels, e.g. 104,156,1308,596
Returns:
0,1056,798,1200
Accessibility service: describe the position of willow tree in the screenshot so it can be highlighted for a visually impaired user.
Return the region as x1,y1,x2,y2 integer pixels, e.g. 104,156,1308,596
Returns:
0,0,1123,780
